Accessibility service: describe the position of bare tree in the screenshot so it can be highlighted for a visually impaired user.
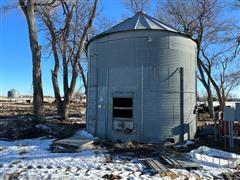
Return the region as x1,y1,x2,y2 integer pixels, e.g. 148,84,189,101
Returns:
232,0,240,56
122,0,151,14
155,0,233,118
19,0,48,122
2,0,61,121
218,62,240,102
36,0,62,116
201,47,240,111
37,0,98,119
79,14,114,94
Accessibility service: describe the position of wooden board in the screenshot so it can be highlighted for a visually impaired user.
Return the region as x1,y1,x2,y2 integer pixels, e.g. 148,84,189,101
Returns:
160,155,181,167
143,159,168,173
160,155,201,170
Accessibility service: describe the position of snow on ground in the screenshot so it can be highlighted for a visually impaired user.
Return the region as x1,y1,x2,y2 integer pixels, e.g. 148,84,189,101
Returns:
0,136,154,180
0,132,238,179
174,140,195,148
73,130,97,140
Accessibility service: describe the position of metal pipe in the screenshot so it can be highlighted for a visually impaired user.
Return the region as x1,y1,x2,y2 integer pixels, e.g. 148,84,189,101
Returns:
141,64,144,141
179,67,184,142
105,67,109,139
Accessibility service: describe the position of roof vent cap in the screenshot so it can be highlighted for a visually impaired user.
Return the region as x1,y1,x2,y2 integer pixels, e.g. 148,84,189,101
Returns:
137,11,145,15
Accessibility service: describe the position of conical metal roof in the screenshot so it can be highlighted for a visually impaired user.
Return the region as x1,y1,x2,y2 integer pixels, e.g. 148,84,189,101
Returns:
95,11,184,38
88,11,193,45
104,11,179,33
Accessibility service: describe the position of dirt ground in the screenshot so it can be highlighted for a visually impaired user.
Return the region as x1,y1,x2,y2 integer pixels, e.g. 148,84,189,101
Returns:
197,112,214,126
0,97,86,140
0,97,85,119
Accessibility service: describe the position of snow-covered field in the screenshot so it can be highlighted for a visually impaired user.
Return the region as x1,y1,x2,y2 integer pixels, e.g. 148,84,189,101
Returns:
0,131,239,180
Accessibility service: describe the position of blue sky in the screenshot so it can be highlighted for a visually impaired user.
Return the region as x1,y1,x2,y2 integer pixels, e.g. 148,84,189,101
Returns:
0,0,239,97
0,0,129,96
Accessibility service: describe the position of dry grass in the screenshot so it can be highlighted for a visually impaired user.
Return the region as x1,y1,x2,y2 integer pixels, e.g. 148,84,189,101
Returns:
158,171,178,179
0,98,85,118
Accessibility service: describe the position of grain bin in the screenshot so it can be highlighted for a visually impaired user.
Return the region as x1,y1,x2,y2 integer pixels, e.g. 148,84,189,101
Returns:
87,11,197,143
7,89,19,99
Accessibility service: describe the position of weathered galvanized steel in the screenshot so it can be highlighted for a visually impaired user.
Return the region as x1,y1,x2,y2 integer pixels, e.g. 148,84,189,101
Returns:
87,12,197,143
94,11,181,39
7,89,19,99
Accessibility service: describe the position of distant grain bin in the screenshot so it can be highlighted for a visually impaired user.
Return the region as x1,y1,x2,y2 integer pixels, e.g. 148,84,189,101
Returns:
7,89,19,99
86,12,197,143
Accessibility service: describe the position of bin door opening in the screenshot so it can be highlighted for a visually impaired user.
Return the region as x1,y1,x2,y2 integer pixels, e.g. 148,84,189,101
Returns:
112,97,133,133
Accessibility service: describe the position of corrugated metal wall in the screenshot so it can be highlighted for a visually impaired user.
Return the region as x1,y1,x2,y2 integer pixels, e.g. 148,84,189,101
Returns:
87,30,197,143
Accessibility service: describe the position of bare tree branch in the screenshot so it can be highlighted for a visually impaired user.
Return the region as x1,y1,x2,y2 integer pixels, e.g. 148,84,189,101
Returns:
122,0,151,13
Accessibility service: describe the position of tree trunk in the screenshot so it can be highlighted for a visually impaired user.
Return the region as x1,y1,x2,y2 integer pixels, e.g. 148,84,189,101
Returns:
39,8,63,118
63,93,71,120
221,83,226,114
63,103,70,120
62,0,98,119
195,34,215,119
51,70,63,117
199,60,224,112
197,59,215,119
207,90,214,118
32,49,44,122
20,0,44,122
78,62,87,94
50,30,62,117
